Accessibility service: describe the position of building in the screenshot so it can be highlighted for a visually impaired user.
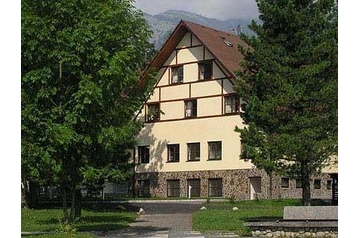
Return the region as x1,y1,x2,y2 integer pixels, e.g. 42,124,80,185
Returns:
133,20,335,200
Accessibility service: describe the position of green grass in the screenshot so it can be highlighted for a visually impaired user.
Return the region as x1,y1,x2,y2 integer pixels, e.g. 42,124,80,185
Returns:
21,208,138,237
192,199,302,236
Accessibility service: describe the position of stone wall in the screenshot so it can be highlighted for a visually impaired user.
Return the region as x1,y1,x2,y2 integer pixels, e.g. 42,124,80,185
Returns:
135,168,332,200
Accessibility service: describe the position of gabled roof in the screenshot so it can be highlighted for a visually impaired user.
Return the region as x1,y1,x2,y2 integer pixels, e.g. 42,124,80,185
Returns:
141,20,248,81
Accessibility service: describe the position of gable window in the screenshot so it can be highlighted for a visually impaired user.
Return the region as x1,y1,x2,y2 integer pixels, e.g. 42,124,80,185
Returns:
199,61,212,80
187,143,200,161
225,95,239,114
208,178,223,197
185,100,197,118
314,179,321,189
208,141,222,160
281,177,289,188
187,179,200,197
138,146,150,164
168,144,180,162
171,66,183,84
138,180,150,197
167,179,180,197
147,103,160,122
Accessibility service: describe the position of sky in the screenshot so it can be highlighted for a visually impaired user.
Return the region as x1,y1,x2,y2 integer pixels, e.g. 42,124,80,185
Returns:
133,0,260,20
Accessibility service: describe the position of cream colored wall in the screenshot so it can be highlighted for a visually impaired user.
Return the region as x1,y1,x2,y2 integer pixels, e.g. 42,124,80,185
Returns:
161,84,189,101
135,115,253,173
177,47,203,64
184,63,198,82
198,97,222,116
213,62,227,78
177,32,191,48
191,80,221,98
160,101,185,120
192,35,201,46
157,68,169,87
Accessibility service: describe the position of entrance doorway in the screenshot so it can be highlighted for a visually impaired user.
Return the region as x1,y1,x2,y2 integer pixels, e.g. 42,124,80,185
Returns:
249,177,262,200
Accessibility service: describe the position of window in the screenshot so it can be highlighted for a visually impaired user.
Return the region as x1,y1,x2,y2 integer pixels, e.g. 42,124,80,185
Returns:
296,179,302,188
225,95,239,114
147,103,160,122
187,179,200,197
199,61,212,80
171,66,183,84
314,179,321,189
208,178,223,197
281,177,289,188
138,146,150,164
327,180,332,190
138,180,150,197
167,179,180,197
168,144,180,162
185,100,197,118
187,143,200,161
208,141,222,160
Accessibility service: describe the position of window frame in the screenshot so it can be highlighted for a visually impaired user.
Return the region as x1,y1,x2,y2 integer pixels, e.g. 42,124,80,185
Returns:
184,99,197,118
167,144,180,162
187,143,200,161
224,95,239,114
171,66,184,84
281,177,290,188
187,179,201,197
296,179,302,189
138,180,150,197
208,141,222,160
208,178,223,197
146,103,160,122
167,179,180,197
314,179,321,189
198,61,213,80
138,146,150,164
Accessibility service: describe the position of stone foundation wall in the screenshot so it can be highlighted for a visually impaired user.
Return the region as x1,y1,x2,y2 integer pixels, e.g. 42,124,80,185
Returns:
135,169,332,200
251,228,338,238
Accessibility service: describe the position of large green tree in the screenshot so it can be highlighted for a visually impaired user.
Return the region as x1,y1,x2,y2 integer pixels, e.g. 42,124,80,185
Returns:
236,0,337,205
21,0,155,222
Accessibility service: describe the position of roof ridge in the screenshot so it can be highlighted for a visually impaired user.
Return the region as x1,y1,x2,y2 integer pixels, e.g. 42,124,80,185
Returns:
181,20,240,38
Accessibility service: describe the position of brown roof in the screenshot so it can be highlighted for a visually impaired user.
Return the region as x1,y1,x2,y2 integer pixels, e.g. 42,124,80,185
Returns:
140,20,248,82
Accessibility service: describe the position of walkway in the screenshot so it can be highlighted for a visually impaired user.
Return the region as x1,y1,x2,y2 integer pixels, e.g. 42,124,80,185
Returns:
92,200,241,238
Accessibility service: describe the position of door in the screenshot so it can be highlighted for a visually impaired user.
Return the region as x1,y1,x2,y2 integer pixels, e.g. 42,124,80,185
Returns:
249,177,262,200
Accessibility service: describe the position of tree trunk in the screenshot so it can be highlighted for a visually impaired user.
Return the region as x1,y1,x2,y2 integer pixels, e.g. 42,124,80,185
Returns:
62,190,69,224
21,178,29,208
70,188,82,220
301,160,311,206
269,171,273,199
74,189,82,218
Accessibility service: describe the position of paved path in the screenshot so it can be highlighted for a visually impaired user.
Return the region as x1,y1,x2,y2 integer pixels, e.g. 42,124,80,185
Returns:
92,200,241,238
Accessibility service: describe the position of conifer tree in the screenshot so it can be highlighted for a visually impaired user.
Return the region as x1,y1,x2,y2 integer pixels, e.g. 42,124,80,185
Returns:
236,0,338,205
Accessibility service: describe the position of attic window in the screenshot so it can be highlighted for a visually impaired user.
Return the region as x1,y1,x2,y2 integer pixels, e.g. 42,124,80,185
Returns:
220,36,233,47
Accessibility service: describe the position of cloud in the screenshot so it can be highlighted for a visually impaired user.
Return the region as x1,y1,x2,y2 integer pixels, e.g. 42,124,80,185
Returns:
133,0,259,20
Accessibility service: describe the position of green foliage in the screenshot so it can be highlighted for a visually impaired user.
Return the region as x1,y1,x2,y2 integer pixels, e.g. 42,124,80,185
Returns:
236,0,337,204
21,0,156,219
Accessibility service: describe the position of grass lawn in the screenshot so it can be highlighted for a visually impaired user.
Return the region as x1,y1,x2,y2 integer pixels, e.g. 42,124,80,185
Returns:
192,199,302,236
21,208,138,237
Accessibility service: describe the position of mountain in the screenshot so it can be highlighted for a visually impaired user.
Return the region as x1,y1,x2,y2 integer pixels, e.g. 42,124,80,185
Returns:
143,10,257,49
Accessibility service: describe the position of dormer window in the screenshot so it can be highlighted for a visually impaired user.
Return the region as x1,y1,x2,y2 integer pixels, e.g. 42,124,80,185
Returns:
171,66,183,84
199,61,212,80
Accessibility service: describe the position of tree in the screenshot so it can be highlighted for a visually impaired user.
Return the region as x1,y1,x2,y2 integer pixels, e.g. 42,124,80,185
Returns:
236,0,338,205
21,0,156,222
